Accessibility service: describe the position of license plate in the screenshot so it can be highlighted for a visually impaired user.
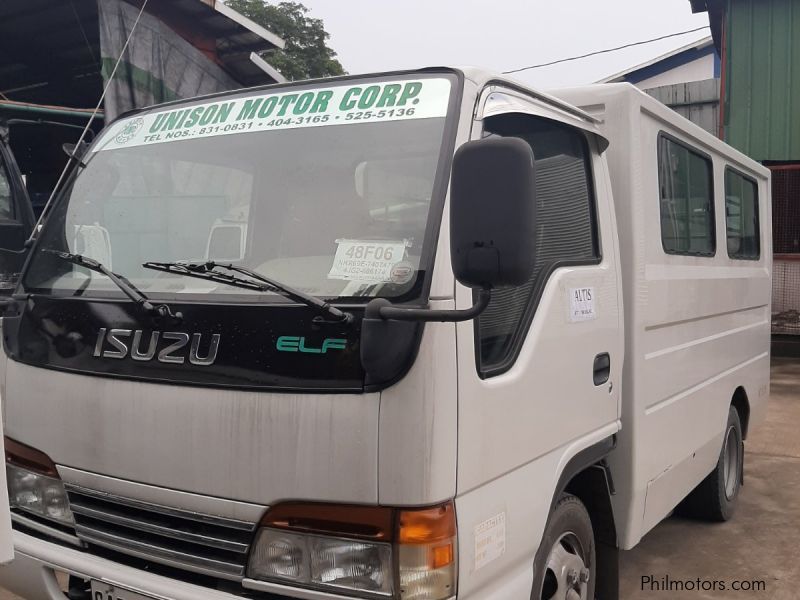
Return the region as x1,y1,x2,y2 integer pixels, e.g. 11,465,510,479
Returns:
90,581,158,600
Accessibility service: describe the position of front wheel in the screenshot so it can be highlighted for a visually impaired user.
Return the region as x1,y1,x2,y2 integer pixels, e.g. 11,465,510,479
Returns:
532,494,596,600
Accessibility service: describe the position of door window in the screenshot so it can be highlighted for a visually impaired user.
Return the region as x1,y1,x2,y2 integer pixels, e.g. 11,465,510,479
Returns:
476,114,600,376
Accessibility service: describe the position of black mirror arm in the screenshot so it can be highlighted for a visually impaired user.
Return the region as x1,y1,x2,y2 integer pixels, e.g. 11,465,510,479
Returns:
365,288,491,323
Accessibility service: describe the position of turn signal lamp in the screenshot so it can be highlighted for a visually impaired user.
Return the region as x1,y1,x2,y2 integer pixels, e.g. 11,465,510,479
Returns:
248,501,457,599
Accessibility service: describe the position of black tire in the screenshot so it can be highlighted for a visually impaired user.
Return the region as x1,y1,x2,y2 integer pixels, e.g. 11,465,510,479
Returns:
678,406,743,522
532,494,596,600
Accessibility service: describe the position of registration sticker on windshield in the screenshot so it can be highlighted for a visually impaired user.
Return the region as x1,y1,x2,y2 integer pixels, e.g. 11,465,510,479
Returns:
93,78,452,152
328,240,408,283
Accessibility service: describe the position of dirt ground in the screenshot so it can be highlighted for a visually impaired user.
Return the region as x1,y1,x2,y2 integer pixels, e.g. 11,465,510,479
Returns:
2,359,798,599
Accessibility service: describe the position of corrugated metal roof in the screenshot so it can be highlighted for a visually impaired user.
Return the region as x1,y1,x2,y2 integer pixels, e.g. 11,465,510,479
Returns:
724,0,800,160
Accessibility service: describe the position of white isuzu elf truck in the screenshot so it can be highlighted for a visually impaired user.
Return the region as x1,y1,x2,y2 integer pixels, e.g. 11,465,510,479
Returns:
0,68,771,600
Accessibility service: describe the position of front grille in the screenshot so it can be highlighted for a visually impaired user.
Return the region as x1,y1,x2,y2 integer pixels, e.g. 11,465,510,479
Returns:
65,485,258,580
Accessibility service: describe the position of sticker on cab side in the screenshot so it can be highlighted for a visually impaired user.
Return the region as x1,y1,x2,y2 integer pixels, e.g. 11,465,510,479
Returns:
93,78,452,152
475,512,506,570
569,286,596,322
328,239,408,283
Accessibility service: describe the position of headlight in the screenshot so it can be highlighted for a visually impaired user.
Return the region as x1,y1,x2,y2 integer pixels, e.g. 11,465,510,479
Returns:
247,501,456,599
4,437,74,526
250,529,393,594
6,464,74,525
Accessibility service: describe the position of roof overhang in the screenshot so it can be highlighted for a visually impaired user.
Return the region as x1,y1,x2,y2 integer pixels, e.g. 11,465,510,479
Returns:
688,0,725,54
597,35,714,84
0,0,285,107
166,0,286,86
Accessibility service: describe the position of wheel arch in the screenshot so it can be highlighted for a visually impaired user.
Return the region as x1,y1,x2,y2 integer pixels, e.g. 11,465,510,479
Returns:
731,386,751,439
543,435,619,600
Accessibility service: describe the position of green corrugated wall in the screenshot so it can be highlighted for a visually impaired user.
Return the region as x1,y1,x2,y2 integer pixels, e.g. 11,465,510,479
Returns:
725,0,800,160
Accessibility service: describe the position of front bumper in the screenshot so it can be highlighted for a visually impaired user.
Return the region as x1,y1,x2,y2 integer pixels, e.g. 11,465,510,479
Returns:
0,530,368,600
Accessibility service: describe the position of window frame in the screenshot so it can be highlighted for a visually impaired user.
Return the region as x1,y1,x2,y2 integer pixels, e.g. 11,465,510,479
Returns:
473,115,602,379
0,153,18,224
724,165,760,261
656,131,717,258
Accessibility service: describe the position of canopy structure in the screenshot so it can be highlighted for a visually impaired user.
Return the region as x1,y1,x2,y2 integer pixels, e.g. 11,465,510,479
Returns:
0,0,285,214
0,0,286,114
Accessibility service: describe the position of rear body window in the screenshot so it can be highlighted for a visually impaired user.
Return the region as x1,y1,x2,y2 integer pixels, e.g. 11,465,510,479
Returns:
725,168,760,260
658,135,715,256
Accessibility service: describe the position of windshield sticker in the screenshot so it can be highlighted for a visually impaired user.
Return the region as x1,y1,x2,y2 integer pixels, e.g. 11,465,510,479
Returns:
93,78,451,152
328,239,409,283
389,261,415,285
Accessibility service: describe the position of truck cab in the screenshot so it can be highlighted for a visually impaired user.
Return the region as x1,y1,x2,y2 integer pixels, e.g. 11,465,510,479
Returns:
0,68,770,600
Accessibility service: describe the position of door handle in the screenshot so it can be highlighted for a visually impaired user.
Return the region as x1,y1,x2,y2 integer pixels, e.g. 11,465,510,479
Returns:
593,353,610,386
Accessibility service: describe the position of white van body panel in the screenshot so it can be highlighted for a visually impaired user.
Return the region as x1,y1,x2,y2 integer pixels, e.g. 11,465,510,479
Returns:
553,83,772,548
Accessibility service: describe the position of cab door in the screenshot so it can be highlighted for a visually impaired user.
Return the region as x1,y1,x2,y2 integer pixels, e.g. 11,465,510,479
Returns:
453,89,623,593
0,125,35,294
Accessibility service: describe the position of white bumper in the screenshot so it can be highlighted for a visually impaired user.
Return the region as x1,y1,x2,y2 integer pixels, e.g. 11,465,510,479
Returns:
0,530,240,600
0,530,366,600
2,527,549,599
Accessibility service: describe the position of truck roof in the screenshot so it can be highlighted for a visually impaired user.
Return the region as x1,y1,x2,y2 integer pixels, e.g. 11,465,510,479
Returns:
550,82,770,179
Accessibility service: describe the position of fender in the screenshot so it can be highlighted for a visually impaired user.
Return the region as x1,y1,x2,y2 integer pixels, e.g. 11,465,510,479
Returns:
551,435,616,511
536,435,619,600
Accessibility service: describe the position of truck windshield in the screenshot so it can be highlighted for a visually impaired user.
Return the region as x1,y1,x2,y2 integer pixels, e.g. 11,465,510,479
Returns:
22,74,457,303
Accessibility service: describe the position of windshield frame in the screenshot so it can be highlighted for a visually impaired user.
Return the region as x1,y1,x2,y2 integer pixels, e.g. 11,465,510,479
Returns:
19,68,465,307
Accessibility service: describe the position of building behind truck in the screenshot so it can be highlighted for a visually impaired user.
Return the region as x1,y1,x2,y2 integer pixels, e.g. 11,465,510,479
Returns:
598,35,721,138
0,68,770,600
690,0,800,352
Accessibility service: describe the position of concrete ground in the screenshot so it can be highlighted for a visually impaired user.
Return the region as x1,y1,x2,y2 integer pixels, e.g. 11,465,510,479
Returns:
1,359,798,599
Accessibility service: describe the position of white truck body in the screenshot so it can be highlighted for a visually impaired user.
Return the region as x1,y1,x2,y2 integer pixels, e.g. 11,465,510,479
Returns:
0,68,770,600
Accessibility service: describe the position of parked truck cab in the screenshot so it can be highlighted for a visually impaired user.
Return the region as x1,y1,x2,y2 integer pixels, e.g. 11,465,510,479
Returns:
0,68,770,600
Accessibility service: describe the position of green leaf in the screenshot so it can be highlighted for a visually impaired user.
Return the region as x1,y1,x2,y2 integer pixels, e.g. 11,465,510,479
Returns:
226,0,347,81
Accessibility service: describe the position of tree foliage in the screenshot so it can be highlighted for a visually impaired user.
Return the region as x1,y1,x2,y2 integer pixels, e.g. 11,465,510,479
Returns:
226,1,346,81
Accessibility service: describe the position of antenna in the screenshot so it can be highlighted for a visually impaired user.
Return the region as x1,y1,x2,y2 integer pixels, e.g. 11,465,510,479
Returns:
25,0,151,247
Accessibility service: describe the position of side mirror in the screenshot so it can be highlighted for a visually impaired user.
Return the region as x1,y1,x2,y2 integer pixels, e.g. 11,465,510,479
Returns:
360,138,538,382
450,137,537,289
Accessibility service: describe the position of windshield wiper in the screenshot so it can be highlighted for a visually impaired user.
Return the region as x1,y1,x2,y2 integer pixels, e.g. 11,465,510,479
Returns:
142,261,352,324
43,250,182,321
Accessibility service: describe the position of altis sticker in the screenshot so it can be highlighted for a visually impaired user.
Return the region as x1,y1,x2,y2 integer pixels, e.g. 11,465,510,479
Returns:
93,78,452,152
474,512,506,570
328,239,408,283
569,286,597,322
